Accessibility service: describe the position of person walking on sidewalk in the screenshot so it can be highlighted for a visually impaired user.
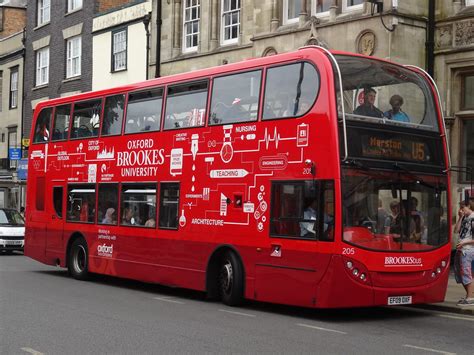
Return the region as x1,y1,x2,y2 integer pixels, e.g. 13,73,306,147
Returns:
453,200,474,306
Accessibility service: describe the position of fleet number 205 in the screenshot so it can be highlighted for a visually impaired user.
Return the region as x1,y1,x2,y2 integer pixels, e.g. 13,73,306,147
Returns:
342,248,355,255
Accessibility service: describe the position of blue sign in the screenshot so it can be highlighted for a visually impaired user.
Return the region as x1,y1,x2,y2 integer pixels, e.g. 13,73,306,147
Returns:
9,148,22,160
17,158,28,180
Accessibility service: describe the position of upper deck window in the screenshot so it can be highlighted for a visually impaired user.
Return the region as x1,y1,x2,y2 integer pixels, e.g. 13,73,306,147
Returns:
164,81,208,130
52,104,71,141
102,94,125,136
263,62,319,120
336,55,439,132
209,70,261,125
125,89,162,134
71,99,102,139
33,107,52,143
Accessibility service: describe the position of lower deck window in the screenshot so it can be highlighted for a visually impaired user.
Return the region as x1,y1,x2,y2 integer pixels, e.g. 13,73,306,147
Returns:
67,184,96,223
270,180,334,240
120,184,157,227
159,183,180,229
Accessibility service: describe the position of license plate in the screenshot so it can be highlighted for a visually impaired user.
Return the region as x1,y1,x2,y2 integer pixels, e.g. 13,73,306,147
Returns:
5,240,23,245
387,296,412,305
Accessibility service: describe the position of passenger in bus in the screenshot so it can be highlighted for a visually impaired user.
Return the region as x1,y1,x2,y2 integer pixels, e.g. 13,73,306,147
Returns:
300,198,332,237
384,95,410,122
122,207,137,226
384,201,402,235
300,198,317,237
353,87,384,118
102,208,116,224
376,199,389,234
145,217,156,228
406,198,423,242
35,122,50,142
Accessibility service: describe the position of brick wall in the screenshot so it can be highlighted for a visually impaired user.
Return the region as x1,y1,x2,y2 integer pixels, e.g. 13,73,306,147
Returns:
22,1,94,139
96,0,134,14
0,8,26,39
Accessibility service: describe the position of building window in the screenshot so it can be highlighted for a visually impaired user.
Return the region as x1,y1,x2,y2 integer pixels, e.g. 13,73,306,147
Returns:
283,0,301,24
36,47,49,86
462,120,474,182
313,0,331,16
183,0,200,52
342,0,364,12
37,0,50,26
66,36,81,78
9,68,18,109
221,0,240,45
467,0,474,7
462,74,474,110
112,29,127,72
67,0,82,13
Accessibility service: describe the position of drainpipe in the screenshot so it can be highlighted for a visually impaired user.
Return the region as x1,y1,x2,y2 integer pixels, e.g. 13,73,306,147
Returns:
426,0,435,78
155,0,161,78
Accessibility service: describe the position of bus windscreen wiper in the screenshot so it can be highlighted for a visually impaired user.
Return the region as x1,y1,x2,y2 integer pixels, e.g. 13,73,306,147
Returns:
392,163,436,189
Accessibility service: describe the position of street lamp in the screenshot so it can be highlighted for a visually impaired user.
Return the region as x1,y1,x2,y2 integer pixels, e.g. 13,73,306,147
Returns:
143,13,151,80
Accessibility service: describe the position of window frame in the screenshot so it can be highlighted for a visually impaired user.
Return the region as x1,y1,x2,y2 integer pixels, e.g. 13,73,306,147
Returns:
67,0,83,13
312,0,331,17
101,93,126,137
66,36,82,79
51,104,71,141
183,0,200,53
70,98,102,139
37,0,50,26
283,0,301,25
98,183,119,226
111,28,127,72
221,0,240,45
461,73,474,110
36,47,49,87
9,67,19,110
342,0,364,13
120,183,157,228
125,88,164,135
466,0,474,7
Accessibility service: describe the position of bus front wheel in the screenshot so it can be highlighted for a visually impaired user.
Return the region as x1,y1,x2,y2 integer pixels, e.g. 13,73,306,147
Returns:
219,251,243,306
68,237,89,281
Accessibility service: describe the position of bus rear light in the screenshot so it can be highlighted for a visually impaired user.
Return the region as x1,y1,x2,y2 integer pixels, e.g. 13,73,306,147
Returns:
343,257,371,285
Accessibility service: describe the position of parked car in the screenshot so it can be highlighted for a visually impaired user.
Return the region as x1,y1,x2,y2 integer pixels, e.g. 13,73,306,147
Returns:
0,208,25,254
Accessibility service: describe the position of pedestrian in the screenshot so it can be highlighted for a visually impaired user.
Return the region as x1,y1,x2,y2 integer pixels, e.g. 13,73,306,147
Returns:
453,200,474,306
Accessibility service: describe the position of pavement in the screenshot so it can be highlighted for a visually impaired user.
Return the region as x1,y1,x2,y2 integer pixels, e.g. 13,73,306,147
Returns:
415,273,474,315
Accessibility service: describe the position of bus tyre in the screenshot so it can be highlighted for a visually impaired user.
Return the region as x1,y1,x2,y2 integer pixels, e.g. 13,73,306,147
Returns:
68,237,89,281
219,251,243,306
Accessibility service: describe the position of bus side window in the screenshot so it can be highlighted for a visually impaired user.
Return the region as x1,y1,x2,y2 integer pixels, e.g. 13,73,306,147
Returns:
53,186,63,218
159,183,180,229
263,62,319,120
33,107,52,143
98,183,118,225
209,70,261,125
120,183,156,227
52,104,71,141
66,184,96,223
164,82,208,130
71,99,102,139
125,90,162,134
102,94,125,136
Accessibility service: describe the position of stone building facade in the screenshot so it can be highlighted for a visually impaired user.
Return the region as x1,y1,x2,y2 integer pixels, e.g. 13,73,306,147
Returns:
0,0,26,209
434,0,474,205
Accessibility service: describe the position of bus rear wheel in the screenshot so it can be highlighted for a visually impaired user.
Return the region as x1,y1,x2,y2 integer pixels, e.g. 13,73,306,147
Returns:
68,237,89,281
219,251,243,306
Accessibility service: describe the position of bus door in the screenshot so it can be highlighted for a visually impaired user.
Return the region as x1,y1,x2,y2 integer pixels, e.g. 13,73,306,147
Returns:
45,183,65,255
254,180,334,307
25,174,48,259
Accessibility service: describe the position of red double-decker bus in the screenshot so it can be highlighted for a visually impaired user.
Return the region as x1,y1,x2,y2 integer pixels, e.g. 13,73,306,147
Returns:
25,46,451,308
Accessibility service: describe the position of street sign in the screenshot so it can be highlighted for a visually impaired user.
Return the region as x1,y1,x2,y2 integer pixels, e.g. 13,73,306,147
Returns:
22,138,30,148
17,159,28,180
9,148,22,160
